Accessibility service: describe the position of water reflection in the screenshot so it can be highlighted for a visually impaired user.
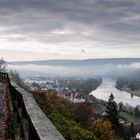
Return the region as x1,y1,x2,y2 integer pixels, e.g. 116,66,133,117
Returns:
90,79,140,107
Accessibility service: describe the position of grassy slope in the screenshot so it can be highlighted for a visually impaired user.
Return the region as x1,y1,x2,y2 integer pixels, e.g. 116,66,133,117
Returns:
120,112,139,123
122,86,140,97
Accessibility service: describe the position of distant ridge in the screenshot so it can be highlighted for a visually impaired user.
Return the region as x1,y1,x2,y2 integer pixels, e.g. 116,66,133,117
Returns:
8,58,140,66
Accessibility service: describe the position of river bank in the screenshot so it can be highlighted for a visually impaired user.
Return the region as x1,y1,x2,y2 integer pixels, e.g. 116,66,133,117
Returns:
116,78,140,97
90,78,140,107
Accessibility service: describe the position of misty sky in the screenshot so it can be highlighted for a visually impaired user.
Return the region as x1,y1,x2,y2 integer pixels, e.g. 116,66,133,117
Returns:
0,0,140,61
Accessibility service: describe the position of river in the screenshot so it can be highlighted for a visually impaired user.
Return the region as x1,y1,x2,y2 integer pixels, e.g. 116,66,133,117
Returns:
90,79,140,107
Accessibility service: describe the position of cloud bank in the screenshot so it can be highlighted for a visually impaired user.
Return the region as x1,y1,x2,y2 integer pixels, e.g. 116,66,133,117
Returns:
0,0,140,61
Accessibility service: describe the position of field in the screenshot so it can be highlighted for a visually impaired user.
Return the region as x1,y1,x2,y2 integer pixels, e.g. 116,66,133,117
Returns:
122,86,140,97
120,112,139,123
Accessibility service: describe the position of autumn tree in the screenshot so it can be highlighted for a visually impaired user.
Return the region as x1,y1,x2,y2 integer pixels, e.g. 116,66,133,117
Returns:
33,91,97,140
9,70,25,87
92,119,112,140
73,102,95,128
0,58,7,72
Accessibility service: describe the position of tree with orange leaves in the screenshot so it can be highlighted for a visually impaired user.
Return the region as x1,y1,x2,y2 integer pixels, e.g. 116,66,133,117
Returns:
92,119,112,140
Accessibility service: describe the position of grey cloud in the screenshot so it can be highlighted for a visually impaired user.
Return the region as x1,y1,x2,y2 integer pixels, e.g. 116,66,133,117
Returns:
0,0,140,49
81,49,86,54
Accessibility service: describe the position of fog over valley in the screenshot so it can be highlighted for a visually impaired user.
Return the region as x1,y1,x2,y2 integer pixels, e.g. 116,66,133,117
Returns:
8,58,140,79
1,0,140,139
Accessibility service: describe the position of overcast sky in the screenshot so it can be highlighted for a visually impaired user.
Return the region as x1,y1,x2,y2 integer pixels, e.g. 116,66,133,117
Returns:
0,0,140,61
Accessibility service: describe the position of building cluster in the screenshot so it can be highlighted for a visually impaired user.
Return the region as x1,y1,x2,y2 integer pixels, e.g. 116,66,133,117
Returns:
62,88,85,103
25,79,59,92
25,78,85,103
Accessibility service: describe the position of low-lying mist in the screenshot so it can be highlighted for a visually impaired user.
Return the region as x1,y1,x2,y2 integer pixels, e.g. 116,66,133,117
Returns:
8,62,140,79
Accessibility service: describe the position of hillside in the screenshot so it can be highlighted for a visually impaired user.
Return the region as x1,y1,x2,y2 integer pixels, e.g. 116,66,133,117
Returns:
8,58,140,66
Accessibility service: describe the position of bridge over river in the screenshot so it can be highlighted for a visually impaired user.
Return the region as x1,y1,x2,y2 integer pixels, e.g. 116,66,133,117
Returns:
0,72,65,140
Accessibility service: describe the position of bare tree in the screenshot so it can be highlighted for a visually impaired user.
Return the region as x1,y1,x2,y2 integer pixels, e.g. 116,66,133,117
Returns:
0,58,7,72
